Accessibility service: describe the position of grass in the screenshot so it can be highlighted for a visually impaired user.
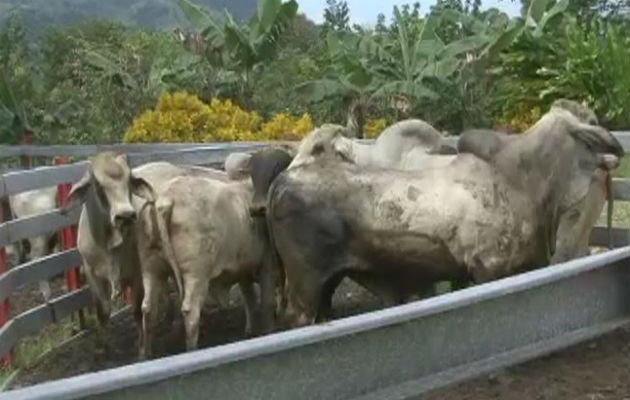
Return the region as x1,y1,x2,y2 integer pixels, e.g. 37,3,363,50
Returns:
595,155,630,229
0,368,13,390
0,316,82,390
614,155,630,179
599,201,630,228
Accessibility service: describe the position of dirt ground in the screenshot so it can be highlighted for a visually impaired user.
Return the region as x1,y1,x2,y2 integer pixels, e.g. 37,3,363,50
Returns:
423,327,630,400
6,280,630,399
9,277,67,318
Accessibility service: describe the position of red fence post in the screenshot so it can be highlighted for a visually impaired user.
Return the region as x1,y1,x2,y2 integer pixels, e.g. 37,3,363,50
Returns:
0,204,12,366
54,157,85,330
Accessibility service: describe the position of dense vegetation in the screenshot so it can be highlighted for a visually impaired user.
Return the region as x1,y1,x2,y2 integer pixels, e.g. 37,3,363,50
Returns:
0,0,628,144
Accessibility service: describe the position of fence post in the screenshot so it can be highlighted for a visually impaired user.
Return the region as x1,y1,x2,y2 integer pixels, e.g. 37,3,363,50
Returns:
0,204,12,366
54,157,85,331
19,127,34,169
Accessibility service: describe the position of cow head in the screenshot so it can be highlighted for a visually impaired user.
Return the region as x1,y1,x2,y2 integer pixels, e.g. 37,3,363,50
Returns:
67,152,156,250
288,124,355,169
248,148,293,217
527,102,623,262
224,152,253,181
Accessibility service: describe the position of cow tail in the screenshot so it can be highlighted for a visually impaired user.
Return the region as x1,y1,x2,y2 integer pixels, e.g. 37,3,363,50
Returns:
155,197,184,302
606,171,614,249
265,182,287,317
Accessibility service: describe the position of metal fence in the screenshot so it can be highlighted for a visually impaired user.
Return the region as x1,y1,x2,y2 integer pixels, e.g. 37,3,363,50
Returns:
0,134,629,399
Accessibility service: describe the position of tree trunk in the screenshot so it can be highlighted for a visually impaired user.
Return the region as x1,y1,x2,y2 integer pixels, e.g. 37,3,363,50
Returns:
356,101,365,139
20,127,34,169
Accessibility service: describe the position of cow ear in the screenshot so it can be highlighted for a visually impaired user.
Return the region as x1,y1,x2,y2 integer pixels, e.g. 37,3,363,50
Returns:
114,152,129,166
130,174,155,202
63,168,92,213
332,137,354,163
569,122,624,158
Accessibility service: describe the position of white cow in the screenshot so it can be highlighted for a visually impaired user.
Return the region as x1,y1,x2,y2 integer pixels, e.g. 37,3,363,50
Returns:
67,152,227,357
289,119,456,170
8,186,60,300
148,151,284,353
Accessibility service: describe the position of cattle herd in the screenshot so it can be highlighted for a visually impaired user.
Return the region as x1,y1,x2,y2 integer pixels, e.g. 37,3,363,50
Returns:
8,99,623,360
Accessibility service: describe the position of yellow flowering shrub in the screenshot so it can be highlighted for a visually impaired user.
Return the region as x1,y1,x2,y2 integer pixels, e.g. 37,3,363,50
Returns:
124,92,210,143
203,98,261,142
364,118,388,138
124,92,314,143
124,92,262,143
496,105,542,133
260,113,313,140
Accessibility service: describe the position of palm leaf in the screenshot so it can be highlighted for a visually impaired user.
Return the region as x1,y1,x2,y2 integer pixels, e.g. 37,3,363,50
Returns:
440,35,490,59
370,80,438,101
0,69,18,114
253,0,298,63
295,79,352,102
533,0,569,37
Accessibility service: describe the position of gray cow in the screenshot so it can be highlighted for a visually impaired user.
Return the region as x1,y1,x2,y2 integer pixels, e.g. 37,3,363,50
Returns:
261,107,623,326
458,100,621,263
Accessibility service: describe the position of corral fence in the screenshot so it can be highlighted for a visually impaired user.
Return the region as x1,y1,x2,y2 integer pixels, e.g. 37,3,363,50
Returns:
0,132,629,400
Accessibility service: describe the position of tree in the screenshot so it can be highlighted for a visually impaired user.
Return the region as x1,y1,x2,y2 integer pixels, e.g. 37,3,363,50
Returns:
323,0,350,33
296,31,378,138
0,67,30,145
178,0,298,107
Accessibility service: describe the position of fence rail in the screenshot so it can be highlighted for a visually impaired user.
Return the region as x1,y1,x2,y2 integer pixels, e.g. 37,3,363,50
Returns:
0,133,629,398
0,250,82,304
1,247,628,400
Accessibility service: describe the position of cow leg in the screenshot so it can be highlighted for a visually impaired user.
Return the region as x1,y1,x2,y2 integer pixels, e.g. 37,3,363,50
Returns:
140,273,162,360
239,281,258,336
38,280,52,302
349,273,403,308
87,274,112,356
259,255,278,333
182,275,208,351
285,274,321,328
318,273,345,322
130,278,145,351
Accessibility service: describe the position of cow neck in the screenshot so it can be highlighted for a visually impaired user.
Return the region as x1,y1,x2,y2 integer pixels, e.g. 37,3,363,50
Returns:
84,181,113,246
498,119,574,211
497,117,577,262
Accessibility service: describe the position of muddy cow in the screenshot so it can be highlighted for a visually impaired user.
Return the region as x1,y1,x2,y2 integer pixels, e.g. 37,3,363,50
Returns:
458,100,622,263
262,108,623,326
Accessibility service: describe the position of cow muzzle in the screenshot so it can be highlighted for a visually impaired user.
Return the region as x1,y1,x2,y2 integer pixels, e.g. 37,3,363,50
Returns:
597,154,619,171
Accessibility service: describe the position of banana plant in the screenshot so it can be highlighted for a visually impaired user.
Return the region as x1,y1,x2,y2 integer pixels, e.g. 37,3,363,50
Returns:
177,0,226,66
0,67,30,144
295,30,383,138
178,0,298,104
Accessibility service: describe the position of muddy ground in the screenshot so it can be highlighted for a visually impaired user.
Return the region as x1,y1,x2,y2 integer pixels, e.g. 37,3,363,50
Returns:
6,279,630,399
423,327,629,400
